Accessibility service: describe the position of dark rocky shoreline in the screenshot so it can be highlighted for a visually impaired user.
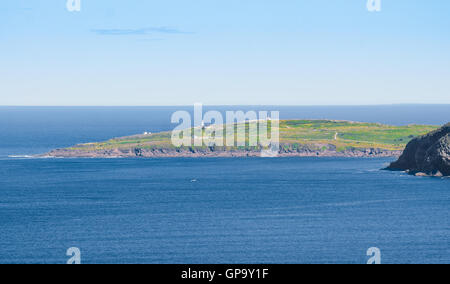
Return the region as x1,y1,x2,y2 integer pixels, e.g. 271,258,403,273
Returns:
45,146,402,159
387,123,450,177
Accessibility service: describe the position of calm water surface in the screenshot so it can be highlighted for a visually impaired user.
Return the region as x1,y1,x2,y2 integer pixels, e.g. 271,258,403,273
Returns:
0,107,448,264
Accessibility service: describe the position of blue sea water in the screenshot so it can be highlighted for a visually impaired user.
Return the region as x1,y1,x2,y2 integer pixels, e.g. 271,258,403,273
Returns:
0,106,449,264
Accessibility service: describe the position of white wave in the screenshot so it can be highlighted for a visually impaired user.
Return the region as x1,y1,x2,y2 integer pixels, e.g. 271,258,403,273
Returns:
6,154,58,159
8,155,35,158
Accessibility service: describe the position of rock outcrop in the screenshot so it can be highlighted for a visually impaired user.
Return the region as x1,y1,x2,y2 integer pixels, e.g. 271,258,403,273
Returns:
387,123,450,176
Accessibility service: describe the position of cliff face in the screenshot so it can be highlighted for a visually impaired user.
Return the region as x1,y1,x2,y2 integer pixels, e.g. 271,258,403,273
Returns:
46,143,402,158
388,123,450,176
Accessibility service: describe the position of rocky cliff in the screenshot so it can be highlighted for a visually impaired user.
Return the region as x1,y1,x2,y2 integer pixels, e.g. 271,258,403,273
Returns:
46,143,402,158
387,123,450,177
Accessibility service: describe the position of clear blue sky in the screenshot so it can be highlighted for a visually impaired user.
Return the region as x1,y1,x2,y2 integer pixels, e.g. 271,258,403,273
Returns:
1,0,449,106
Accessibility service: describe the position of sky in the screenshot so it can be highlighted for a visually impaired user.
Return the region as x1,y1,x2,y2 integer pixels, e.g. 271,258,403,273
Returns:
1,0,450,106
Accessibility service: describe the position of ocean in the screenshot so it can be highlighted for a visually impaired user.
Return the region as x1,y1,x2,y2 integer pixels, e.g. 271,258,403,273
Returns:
0,106,449,264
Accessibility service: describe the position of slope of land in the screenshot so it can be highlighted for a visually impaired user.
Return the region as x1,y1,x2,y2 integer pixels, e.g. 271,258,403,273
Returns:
45,120,438,158
387,123,450,176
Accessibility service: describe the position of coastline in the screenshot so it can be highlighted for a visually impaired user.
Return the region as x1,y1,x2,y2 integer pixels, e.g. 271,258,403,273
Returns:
44,147,402,159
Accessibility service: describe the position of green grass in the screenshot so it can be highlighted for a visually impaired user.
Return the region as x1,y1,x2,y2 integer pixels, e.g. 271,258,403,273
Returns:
68,120,438,152
278,120,436,150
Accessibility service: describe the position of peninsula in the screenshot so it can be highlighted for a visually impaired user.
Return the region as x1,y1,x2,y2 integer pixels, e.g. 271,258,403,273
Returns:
44,120,438,158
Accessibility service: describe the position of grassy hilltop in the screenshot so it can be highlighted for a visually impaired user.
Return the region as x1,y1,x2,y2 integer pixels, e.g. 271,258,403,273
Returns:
55,120,438,157
278,120,436,151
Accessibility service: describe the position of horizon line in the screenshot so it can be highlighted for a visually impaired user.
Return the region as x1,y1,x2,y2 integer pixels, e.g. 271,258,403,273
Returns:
1,103,450,108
